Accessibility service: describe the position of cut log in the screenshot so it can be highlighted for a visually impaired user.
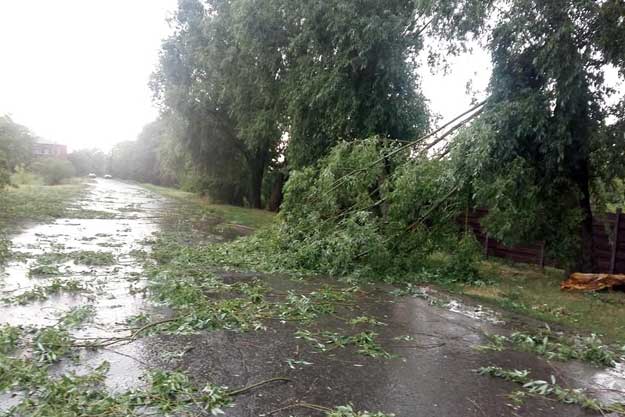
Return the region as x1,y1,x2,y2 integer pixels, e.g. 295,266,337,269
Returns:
561,272,625,292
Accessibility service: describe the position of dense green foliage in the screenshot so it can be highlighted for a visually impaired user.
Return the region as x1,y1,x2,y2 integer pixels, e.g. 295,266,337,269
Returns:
0,115,35,187
152,0,283,206
449,0,625,271
277,138,463,276
67,148,107,176
31,157,76,185
151,0,431,207
215,0,624,274
279,0,430,168
166,137,483,282
601,178,625,212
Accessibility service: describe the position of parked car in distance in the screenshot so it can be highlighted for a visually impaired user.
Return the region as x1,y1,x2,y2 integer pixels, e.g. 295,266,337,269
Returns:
104,174,112,179
88,173,97,178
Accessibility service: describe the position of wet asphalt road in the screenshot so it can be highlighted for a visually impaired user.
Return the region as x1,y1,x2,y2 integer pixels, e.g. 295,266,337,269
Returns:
1,179,623,416
156,276,604,417
0,179,161,397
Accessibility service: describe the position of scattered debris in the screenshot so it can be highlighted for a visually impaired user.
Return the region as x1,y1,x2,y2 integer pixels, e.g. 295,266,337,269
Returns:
561,273,625,292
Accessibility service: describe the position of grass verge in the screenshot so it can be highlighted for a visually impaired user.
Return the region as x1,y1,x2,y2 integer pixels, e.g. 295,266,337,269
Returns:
0,182,86,228
460,260,625,343
142,183,275,230
0,181,87,262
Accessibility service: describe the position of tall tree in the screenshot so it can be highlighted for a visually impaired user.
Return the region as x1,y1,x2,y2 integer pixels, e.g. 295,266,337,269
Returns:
107,118,175,185
152,0,285,208
134,119,167,184
451,0,625,271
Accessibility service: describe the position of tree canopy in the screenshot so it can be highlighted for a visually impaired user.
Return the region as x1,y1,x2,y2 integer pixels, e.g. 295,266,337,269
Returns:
451,0,625,271
280,0,430,168
10,0,614,274
151,0,285,207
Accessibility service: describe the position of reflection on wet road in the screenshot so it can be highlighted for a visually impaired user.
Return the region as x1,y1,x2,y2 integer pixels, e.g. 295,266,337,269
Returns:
0,179,160,392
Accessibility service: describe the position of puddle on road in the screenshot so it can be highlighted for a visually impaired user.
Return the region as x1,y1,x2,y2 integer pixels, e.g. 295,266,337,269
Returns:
565,359,625,405
591,361,625,404
0,179,164,402
444,299,505,325
394,285,505,325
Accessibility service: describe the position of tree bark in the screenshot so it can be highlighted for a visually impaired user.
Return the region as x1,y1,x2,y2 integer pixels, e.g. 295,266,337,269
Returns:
249,165,264,209
575,162,597,273
247,149,268,209
267,170,285,212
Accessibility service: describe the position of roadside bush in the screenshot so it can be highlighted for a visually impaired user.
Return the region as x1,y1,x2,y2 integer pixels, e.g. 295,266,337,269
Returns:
439,234,483,283
0,115,35,187
10,165,42,186
0,150,9,189
31,158,75,185
0,236,9,264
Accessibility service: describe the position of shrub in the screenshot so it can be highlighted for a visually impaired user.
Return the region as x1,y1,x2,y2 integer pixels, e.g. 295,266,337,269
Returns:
10,165,42,186
0,236,9,264
439,234,483,283
0,150,9,189
31,158,75,185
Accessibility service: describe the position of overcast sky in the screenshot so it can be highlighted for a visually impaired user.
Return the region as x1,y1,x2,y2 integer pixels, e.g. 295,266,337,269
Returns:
0,1,493,152
0,0,177,151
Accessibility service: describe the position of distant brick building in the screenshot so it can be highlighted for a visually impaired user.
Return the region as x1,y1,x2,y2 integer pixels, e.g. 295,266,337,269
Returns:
32,143,67,158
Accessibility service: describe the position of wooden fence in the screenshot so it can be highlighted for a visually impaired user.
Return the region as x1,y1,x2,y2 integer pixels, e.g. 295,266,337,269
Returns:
462,208,625,273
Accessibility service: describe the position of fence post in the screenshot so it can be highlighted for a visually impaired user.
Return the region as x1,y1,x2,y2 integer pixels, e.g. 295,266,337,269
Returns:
610,208,622,274
484,234,490,258
538,241,546,271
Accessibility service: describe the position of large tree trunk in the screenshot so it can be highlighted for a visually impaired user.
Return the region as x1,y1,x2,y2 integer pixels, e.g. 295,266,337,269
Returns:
267,170,285,212
247,150,267,209
249,166,264,209
575,162,597,273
